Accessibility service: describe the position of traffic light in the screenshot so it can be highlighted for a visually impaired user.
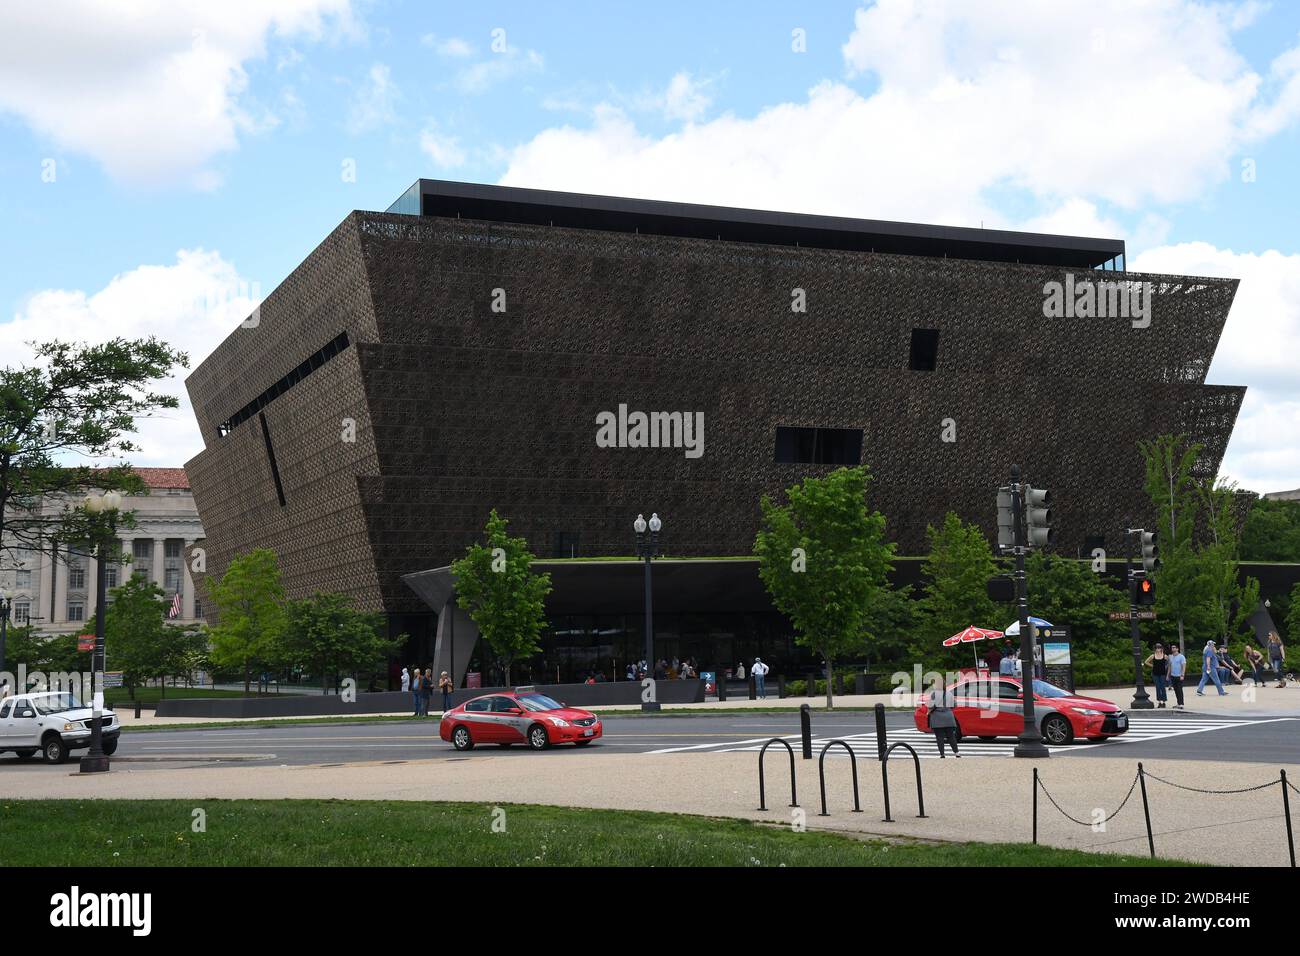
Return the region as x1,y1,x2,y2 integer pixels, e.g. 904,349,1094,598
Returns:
1024,486,1054,548
1136,574,1156,606
997,488,1015,549
1141,530,1160,573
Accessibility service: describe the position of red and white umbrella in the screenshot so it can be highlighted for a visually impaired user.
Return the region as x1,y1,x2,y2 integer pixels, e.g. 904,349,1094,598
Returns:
942,626,1005,667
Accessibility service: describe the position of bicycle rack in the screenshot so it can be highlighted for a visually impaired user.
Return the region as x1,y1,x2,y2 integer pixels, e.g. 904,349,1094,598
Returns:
881,741,927,822
757,738,798,810
817,740,863,816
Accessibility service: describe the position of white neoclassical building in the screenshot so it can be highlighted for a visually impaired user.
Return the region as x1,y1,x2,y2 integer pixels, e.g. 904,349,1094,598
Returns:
1,468,206,634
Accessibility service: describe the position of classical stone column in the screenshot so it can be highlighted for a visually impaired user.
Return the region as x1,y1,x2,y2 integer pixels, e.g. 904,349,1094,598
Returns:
182,539,195,620
85,551,98,620
153,538,167,591
38,540,54,627
52,546,68,626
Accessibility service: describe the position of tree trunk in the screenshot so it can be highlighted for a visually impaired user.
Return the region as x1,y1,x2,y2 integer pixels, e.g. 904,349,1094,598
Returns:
824,656,834,710
243,663,251,695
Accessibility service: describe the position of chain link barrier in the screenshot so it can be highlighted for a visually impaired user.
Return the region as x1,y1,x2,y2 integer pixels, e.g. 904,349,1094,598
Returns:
1036,767,1140,826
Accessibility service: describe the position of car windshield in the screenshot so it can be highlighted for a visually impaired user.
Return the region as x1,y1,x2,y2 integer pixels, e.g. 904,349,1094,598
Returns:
32,693,84,715
1031,680,1071,698
515,694,564,712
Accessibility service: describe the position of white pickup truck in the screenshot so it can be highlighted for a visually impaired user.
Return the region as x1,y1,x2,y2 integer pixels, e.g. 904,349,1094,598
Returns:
0,692,120,763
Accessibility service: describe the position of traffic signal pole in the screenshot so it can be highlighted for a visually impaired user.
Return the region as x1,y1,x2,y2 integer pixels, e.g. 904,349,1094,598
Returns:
1011,465,1049,759
1127,529,1154,710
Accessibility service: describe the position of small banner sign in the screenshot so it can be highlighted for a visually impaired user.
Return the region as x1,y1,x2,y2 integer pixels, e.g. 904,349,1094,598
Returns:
1108,610,1157,621
77,635,95,653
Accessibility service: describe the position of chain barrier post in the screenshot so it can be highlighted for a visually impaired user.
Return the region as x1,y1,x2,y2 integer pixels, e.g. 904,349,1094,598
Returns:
1283,769,1295,869
1032,768,1038,845
1137,762,1155,859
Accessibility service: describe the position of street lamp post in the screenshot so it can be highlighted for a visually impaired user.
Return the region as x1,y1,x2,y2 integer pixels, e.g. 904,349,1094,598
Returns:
1126,528,1154,710
0,589,11,697
79,490,121,774
633,512,662,712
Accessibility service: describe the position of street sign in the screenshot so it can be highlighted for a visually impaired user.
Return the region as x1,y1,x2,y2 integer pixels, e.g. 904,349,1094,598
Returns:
102,671,124,688
77,635,95,653
1109,611,1157,620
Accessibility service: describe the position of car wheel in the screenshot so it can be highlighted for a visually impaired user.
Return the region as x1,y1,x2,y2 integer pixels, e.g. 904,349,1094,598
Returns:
527,724,550,750
43,735,69,764
102,739,118,756
451,725,474,751
1042,713,1074,746
978,736,997,742
15,750,37,761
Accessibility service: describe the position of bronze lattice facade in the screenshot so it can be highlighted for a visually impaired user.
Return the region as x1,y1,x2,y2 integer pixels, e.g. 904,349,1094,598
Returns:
184,180,1244,622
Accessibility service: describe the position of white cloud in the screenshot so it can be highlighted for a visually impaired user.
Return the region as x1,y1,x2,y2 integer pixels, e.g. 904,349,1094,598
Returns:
501,0,1300,226
346,62,399,134
1131,242,1300,494
0,0,358,187
419,123,466,168
2,250,258,468
455,47,544,94
420,34,475,58
662,71,715,122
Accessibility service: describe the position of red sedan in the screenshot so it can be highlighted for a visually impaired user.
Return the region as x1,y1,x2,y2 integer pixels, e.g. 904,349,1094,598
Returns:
439,688,603,751
914,676,1128,745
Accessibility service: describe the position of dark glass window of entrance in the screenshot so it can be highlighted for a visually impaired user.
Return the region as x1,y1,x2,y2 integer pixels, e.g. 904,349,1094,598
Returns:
774,426,863,465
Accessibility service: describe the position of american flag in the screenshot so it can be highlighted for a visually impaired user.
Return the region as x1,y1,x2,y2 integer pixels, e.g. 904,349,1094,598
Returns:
168,591,182,619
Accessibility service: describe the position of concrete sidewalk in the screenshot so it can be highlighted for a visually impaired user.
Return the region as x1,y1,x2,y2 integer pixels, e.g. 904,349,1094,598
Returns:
2,746,1295,866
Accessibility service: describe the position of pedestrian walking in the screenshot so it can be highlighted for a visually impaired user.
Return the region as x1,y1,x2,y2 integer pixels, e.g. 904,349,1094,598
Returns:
1168,644,1187,709
1267,631,1287,688
420,668,434,716
1196,640,1228,697
411,667,423,716
926,678,961,758
1143,643,1170,708
438,671,453,711
751,657,770,699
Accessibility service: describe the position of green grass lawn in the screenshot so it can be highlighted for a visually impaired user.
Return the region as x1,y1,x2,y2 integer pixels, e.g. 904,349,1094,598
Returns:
0,799,1182,867
106,687,254,707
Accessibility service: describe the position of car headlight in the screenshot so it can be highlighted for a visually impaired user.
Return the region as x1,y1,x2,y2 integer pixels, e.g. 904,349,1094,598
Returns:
545,716,570,727
63,722,75,731
1071,708,1105,716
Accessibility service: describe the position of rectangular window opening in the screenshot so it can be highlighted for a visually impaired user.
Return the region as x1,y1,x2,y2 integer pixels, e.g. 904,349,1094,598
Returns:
774,426,863,465
909,328,940,371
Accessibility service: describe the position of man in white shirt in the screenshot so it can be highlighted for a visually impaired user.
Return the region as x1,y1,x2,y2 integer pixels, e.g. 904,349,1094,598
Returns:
751,657,770,699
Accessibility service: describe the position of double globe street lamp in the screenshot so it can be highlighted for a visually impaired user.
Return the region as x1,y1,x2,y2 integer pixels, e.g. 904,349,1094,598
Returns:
80,490,122,774
633,512,662,712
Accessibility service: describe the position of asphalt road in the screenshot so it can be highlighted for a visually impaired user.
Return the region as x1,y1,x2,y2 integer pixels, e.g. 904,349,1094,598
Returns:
1,710,1294,771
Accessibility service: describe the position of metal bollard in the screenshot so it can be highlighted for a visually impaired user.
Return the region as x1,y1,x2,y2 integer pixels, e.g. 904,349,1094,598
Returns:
135,699,142,720
748,675,757,701
800,704,812,759
718,675,727,702
777,673,786,699
874,702,887,762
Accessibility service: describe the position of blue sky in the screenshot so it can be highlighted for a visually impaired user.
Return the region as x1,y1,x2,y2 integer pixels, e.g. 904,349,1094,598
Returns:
2,0,1299,491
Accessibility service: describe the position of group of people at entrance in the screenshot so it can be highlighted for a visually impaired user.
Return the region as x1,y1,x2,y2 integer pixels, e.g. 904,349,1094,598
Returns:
400,667,454,716
1144,631,1288,708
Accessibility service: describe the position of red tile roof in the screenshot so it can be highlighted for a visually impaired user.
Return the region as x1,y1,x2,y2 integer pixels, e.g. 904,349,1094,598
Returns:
134,468,190,490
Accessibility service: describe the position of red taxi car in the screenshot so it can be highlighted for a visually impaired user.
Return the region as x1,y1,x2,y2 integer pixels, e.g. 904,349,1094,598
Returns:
439,688,603,751
914,675,1128,745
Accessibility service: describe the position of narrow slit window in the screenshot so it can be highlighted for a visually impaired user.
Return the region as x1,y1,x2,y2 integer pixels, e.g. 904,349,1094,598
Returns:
909,328,940,371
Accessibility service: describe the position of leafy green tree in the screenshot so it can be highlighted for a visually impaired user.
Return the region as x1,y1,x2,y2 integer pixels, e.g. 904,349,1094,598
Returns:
207,548,287,694
1025,554,1129,684
281,592,401,694
919,512,1005,642
0,338,186,560
1140,434,1204,649
1286,583,1300,648
1241,497,1300,562
754,466,895,708
1198,478,1260,648
451,510,552,686
104,575,171,698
